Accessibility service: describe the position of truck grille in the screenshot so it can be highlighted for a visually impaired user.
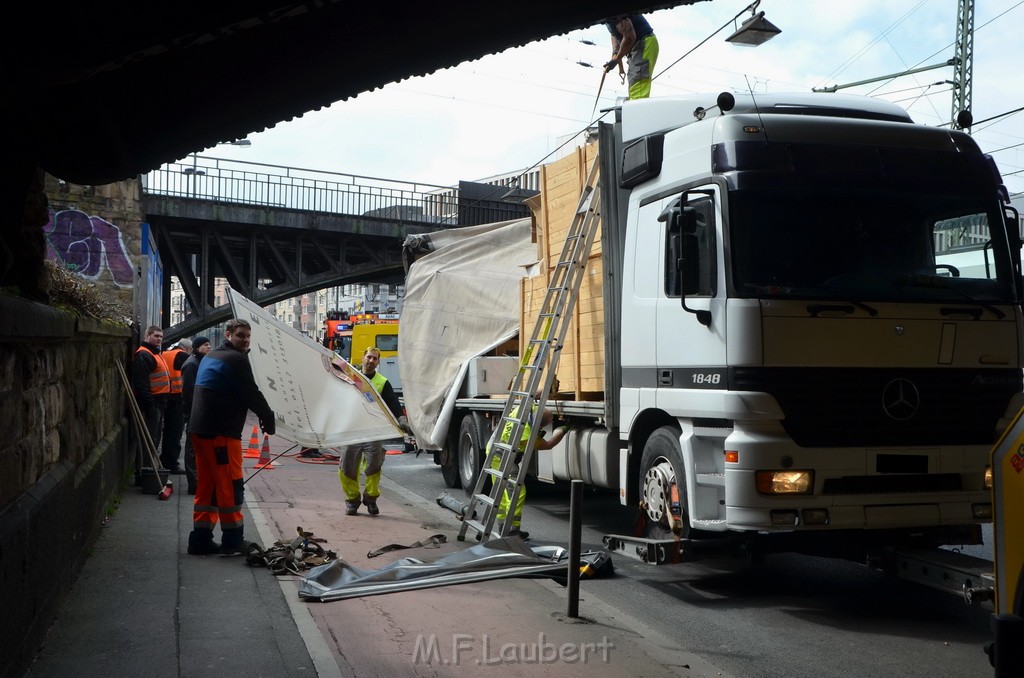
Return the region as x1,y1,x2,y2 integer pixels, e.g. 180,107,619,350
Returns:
728,367,1020,448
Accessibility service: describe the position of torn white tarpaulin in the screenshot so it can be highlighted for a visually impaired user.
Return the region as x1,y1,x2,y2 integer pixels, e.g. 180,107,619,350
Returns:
398,218,537,449
228,288,403,448
298,536,613,601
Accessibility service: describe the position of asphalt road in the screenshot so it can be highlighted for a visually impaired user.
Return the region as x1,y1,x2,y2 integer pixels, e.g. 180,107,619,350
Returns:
383,450,997,678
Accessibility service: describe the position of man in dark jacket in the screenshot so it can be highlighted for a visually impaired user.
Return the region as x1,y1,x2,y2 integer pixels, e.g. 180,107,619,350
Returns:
187,320,276,556
131,325,168,472
180,336,211,495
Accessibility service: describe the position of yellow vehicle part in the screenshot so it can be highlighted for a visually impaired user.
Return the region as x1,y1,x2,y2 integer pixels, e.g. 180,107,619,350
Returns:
351,323,399,361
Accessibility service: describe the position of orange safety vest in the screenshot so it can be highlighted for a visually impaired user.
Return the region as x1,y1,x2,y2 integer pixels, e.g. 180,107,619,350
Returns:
161,348,185,394
136,345,170,395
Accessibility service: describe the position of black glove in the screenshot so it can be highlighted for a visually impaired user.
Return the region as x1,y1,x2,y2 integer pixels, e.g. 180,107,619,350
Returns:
261,415,276,436
603,59,619,73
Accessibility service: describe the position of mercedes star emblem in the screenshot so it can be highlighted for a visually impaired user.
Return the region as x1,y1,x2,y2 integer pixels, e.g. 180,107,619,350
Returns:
882,378,920,420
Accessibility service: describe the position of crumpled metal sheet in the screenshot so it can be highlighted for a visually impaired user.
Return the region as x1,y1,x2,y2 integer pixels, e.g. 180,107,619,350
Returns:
298,536,612,602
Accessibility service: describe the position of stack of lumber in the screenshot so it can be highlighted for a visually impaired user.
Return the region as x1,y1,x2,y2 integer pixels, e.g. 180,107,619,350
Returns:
519,142,604,400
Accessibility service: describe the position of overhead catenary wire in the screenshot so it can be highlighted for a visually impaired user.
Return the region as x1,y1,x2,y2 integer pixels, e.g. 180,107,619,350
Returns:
815,1,929,90
863,0,1024,97
415,1,1024,221
972,106,1024,134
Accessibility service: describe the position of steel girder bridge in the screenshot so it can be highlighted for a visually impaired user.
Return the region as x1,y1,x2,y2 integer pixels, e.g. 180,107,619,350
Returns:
141,156,529,343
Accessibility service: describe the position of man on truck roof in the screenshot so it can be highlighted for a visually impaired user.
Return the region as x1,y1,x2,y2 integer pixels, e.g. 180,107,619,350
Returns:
604,14,659,100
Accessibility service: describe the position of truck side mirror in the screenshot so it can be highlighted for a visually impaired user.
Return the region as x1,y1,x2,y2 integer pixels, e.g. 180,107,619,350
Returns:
680,233,700,295
660,202,710,326
664,206,700,294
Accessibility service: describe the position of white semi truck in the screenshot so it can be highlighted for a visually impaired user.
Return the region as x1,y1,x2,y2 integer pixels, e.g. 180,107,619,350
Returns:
401,91,1023,566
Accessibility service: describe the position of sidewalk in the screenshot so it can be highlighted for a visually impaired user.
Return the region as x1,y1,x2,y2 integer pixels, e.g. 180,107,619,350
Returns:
24,423,733,677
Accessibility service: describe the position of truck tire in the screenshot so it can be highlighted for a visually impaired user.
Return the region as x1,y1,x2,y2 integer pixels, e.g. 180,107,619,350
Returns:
639,425,697,539
439,438,460,489
458,412,492,496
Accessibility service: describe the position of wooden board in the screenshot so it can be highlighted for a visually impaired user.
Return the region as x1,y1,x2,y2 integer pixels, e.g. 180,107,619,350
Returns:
520,142,606,398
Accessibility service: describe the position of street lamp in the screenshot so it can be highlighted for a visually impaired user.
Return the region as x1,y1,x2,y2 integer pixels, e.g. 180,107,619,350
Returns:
654,0,781,84
182,159,205,197
181,139,250,197
725,2,782,46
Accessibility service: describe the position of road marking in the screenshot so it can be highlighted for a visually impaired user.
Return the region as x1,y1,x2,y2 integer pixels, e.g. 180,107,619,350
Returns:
247,495,347,678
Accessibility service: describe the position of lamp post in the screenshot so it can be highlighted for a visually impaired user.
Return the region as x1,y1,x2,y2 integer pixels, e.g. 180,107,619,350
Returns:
182,158,205,197
180,138,250,198
725,1,782,46
653,1,781,86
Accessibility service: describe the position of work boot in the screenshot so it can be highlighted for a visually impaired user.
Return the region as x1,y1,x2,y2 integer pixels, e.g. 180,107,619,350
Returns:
187,529,220,555
345,500,360,516
363,494,380,516
220,527,246,556
508,528,530,540
221,540,255,557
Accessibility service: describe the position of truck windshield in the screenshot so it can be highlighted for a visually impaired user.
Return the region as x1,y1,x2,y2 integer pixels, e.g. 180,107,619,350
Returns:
729,188,1017,303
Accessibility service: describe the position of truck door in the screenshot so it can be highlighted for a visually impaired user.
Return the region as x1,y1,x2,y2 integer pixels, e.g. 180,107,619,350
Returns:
656,187,727,381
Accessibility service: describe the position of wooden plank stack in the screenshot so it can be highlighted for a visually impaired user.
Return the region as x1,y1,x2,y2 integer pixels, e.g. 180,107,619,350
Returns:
520,142,605,400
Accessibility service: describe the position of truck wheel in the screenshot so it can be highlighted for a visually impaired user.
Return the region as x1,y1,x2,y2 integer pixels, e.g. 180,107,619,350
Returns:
639,425,695,539
439,442,460,489
458,413,491,496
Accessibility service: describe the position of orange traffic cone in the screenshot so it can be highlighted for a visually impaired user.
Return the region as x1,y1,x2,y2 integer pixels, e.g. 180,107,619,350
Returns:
253,434,276,469
244,425,261,458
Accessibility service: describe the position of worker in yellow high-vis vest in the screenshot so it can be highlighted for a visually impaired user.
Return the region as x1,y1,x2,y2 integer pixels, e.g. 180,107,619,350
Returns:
487,405,570,539
339,347,407,516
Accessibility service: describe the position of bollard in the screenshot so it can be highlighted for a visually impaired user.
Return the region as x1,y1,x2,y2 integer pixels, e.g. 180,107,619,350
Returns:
991,613,1024,678
567,479,582,617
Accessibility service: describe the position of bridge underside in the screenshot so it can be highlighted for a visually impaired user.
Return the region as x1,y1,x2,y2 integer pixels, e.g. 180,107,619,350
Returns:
145,196,442,343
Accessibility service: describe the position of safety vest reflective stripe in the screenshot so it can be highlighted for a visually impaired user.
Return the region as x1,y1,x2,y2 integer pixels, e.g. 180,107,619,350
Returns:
500,405,533,450
193,503,243,514
370,371,388,394
161,348,185,393
136,346,170,394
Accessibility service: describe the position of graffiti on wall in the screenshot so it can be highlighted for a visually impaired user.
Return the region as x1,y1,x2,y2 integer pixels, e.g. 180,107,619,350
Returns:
43,208,134,287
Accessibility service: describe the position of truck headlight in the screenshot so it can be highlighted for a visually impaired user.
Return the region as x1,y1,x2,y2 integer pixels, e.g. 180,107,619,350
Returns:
756,470,813,495
983,465,992,490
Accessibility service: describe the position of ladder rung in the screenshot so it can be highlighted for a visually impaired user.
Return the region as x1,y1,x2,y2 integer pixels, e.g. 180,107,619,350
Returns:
462,518,487,534
461,161,599,545
473,493,496,507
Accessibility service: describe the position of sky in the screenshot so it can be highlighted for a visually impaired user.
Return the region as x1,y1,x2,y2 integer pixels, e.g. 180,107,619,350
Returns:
197,0,1024,196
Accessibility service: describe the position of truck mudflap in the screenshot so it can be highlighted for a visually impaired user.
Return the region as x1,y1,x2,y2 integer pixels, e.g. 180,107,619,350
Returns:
889,548,994,604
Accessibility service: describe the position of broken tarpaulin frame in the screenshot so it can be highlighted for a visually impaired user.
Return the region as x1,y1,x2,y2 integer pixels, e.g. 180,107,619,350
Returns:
366,534,447,559
298,535,613,602
246,527,339,575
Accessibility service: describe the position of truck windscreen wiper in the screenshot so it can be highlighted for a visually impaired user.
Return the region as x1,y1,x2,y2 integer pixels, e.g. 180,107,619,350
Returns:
896,273,1006,319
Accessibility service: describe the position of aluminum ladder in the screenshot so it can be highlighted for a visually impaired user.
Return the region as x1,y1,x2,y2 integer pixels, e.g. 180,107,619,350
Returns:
457,159,602,542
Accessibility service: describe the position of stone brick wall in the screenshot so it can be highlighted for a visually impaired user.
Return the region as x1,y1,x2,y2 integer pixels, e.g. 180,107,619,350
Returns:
0,294,133,678
42,175,145,320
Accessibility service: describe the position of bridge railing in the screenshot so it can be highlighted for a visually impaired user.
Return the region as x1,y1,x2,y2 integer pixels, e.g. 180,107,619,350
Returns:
142,155,524,226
